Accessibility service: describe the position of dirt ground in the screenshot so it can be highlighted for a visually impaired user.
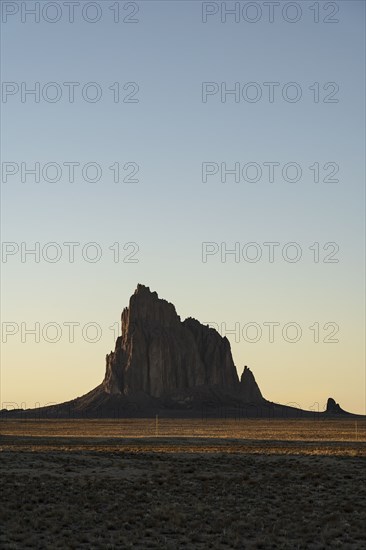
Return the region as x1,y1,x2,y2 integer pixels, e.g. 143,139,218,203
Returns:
1,419,365,549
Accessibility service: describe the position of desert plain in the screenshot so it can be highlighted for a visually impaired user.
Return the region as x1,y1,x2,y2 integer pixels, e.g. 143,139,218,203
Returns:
1,418,365,549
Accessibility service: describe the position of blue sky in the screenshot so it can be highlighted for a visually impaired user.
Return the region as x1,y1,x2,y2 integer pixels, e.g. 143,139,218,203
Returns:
1,0,365,413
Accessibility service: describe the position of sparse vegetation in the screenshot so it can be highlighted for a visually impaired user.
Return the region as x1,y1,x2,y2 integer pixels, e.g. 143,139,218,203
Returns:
0,419,365,549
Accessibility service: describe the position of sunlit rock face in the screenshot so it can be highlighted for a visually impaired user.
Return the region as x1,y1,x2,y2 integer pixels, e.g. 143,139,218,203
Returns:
103,284,243,398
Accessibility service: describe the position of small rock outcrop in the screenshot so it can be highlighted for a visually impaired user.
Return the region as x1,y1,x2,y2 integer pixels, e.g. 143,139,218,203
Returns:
240,366,263,402
326,397,348,415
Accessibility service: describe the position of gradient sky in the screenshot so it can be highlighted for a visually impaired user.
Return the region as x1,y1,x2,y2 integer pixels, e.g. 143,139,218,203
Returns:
1,0,365,414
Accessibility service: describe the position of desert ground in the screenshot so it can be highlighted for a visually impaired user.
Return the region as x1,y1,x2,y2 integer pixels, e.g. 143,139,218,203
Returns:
1,419,365,549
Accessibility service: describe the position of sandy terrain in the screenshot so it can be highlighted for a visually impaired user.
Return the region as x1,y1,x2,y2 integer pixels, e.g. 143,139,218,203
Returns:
1,419,365,549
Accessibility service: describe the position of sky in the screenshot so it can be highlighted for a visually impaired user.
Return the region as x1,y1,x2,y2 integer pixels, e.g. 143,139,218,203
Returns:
1,0,365,414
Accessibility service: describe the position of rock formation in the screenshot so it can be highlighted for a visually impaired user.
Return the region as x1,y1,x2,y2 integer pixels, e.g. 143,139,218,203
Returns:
2,284,360,419
103,284,245,398
239,365,263,402
326,397,348,415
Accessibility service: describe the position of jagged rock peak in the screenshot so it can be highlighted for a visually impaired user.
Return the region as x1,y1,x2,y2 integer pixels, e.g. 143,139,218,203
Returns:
124,283,179,328
240,365,263,402
326,397,345,414
134,283,157,298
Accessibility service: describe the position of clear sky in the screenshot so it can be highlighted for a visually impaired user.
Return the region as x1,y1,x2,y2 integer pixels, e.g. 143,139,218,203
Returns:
1,0,365,414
